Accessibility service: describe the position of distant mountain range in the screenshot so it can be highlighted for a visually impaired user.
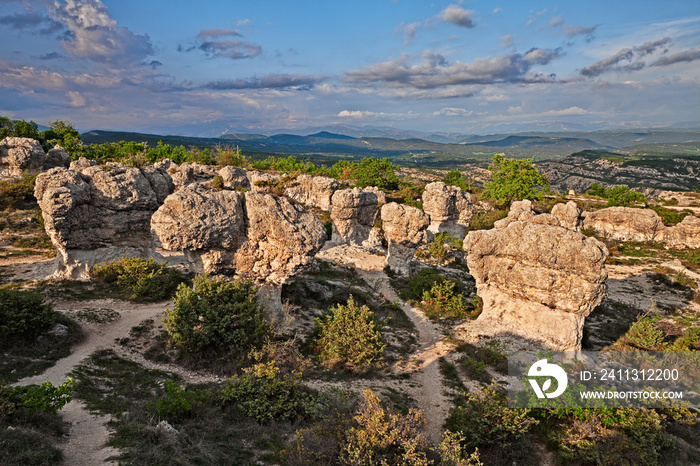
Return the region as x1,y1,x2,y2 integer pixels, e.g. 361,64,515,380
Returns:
81,125,700,167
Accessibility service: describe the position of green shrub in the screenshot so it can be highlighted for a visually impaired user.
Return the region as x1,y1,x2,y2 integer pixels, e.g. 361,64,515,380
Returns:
211,174,224,189
0,173,38,210
0,288,56,346
442,170,472,192
91,256,184,301
405,268,445,301
163,275,271,359
216,146,249,168
427,232,463,264
150,380,210,420
15,379,75,414
353,157,399,190
313,296,385,371
220,361,312,424
651,206,690,225
467,209,508,232
439,431,484,466
445,383,537,451
605,185,647,207
422,279,475,320
683,248,700,266
623,314,665,350
341,389,428,465
482,155,550,206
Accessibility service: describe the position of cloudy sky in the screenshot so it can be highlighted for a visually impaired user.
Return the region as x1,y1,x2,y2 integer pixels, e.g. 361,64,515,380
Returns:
0,0,699,135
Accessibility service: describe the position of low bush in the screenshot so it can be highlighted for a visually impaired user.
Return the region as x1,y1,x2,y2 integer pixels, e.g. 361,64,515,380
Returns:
150,380,210,421
0,173,38,210
445,383,537,452
1,379,75,417
651,206,690,226
341,389,429,465
422,279,475,320
623,314,665,350
586,183,647,207
91,256,185,301
163,275,271,361
0,287,57,346
313,296,385,371
220,361,312,424
427,232,463,264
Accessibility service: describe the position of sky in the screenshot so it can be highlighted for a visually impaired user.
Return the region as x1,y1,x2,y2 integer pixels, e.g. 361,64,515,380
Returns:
0,0,699,136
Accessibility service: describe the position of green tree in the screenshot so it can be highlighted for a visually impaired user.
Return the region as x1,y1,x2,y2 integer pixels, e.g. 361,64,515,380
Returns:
442,169,471,192
482,154,549,206
354,157,399,190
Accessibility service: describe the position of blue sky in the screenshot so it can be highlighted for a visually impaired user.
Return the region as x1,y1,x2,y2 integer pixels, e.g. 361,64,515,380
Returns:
0,0,699,135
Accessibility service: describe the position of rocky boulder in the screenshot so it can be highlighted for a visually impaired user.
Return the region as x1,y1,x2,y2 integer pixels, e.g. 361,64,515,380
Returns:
464,209,608,351
422,182,473,239
381,202,431,276
551,201,582,230
581,207,665,242
218,166,250,190
284,174,338,211
35,164,175,279
152,188,326,284
330,188,379,246
234,192,327,284
0,137,70,178
69,157,96,170
171,162,217,188
663,215,700,249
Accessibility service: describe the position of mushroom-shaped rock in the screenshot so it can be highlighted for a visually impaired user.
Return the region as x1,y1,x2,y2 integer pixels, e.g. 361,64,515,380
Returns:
34,164,174,279
234,192,327,284
421,182,474,239
464,210,608,351
0,137,55,178
581,207,665,242
330,188,379,246
381,202,431,276
284,174,338,211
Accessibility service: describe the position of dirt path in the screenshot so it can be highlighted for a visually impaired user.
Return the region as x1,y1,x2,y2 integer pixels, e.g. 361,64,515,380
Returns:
15,299,171,466
356,267,452,445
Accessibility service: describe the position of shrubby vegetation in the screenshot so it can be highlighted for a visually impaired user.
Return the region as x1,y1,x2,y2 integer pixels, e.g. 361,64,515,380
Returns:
91,256,185,301
164,275,271,363
0,173,38,210
482,154,550,206
0,288,57,345
586,183,647,207
442,169,473,192
313,296,385,371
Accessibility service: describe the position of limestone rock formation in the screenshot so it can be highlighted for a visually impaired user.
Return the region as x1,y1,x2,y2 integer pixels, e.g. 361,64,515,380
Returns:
69,157,96,170
0,137,70,178
247,170,279,191
493,199,537,229
551,201,582,231
151,188,326,284
234,192,327,284
35,164,175,279
663,215,700,249
363,186,387,206
46,146,71,170
154,158,178,172
284,174,338,211
330,188,379,246
464,207,608,351
381,202,431,276
171,162,217,187
218,166,250,190
581,207,665,242
421,182,473,239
